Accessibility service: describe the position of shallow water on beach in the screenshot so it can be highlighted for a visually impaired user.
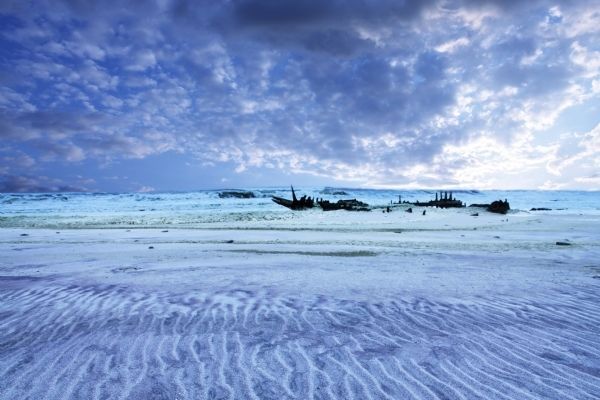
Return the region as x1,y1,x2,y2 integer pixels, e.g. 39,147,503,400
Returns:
1,188,599,229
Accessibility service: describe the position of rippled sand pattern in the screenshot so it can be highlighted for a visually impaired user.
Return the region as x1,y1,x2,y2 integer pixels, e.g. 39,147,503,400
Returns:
2,280,599,400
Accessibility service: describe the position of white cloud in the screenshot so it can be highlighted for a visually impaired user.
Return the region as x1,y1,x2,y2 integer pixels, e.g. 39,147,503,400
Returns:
570,42,600,78
435,37,470,53
126,50,157,71
137,185,155,192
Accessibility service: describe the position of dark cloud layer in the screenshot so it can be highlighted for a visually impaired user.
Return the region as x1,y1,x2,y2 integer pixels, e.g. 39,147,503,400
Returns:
0,175,88,193
0,0,598,191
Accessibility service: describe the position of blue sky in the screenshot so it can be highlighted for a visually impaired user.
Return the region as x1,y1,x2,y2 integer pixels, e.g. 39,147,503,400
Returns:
0,0,599,192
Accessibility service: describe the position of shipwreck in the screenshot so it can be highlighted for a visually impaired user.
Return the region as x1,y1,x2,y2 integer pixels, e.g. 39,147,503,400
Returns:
272,186,316,210
272,186,370,211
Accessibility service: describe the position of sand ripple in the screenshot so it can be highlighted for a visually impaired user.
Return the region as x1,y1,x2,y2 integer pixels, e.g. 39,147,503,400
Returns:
1,280,599,399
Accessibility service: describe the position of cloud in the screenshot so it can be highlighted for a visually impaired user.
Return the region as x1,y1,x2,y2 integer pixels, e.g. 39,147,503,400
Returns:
0,0,598,190
35,140,86,162
0,151,36,176
230,0,435,29
126,50,157,71
137,185,155,193
435,37,470,53
0,174,90,192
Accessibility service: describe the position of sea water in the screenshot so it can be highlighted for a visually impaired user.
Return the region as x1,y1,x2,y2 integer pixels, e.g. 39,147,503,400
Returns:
1,188,599,228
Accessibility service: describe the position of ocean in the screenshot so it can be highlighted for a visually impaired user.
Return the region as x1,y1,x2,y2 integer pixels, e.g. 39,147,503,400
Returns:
1,188,599,229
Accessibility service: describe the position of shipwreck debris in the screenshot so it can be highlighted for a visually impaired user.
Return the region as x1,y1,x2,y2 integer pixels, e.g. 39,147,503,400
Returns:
318,199,370,212
413,191,464,208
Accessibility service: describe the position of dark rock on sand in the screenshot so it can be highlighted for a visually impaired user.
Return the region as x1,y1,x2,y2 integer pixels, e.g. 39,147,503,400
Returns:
406,208,413,213
531,208,552,211
470,200,510,214
556,241,572,246
488,200,510,214
320,188,349,195
219,191,255,199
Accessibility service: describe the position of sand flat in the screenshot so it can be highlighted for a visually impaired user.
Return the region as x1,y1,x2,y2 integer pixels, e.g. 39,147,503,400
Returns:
1,212,599,399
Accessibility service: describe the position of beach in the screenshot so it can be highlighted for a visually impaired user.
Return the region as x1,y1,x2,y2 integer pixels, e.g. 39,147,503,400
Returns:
1,197,599,399
2,0,598,396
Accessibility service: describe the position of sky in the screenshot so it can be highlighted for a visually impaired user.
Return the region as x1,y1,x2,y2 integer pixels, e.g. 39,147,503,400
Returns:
0,0,599,192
